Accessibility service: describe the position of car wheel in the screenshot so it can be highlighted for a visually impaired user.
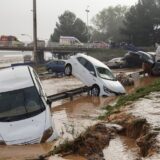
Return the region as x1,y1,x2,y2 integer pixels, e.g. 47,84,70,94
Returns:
91,85,100,96
65,64,72,76
48,68,53,73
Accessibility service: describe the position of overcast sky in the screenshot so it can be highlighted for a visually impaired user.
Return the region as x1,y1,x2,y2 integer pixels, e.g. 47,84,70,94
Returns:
0,0,138,41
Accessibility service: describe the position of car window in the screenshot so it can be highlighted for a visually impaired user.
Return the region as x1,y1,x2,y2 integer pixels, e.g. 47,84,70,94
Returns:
77,57,87,66
84,61,95,73
96,67,116,80
58,61,65,65
48,61,55,65
77,57,96,76
0,87,45,122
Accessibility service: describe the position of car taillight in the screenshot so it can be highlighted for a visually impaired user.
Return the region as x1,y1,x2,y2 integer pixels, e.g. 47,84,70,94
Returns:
41,127,53,143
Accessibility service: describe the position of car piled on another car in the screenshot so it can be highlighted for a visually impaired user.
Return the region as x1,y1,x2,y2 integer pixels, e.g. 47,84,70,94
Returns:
65,53,126,96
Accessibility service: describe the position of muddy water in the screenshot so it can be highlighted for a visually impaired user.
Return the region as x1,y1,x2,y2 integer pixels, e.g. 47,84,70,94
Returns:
0,75,158,160
49,155,86,160
103,136,139,160
126,76,157,93
128,92,160,128
0,142,53,160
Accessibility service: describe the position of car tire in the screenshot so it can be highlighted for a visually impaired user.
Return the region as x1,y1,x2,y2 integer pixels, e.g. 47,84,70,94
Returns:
48,68,53,73
65,64,72,76
91,85,100,96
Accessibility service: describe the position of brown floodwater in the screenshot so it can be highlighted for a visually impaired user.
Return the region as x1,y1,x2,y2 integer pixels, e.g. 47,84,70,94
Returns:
0,142,53,160
48,155,86,160
127,92,160,128
0,74,158,160
103,136,139,160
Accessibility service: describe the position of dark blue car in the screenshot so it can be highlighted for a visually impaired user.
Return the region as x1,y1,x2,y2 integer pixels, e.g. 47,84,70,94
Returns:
45,60,65,73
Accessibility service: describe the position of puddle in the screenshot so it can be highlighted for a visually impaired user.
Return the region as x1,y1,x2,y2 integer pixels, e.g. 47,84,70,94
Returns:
103,136,139,160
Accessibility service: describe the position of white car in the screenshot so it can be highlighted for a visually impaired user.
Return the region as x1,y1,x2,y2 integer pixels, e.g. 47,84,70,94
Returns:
107,57,126,69
0,66,56,145
65,53,126,96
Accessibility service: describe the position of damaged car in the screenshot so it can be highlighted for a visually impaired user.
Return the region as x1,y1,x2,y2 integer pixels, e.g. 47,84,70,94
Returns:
65,53,126,96
0,66,56,145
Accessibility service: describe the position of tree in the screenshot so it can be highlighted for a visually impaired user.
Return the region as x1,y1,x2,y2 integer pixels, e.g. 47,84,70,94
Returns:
50,11,88,42
91,5,128,42
122,0,160,46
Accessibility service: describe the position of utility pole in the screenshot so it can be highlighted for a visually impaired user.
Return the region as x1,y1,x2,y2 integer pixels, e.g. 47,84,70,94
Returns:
85,6,90,43
33,0,38,64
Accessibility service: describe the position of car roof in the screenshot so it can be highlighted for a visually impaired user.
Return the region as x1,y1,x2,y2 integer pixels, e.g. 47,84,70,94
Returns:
77,53,110,69
0,66,34,93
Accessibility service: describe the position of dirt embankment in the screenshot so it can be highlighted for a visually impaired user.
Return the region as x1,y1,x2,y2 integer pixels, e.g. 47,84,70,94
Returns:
39,115,158,160
108,112,158,158
39,123,121,160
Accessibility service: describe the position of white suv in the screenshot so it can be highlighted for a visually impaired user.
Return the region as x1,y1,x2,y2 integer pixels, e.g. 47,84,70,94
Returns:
0,66,56,145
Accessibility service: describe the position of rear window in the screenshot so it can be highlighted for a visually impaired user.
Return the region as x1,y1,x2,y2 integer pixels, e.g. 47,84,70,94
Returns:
0,86,45,122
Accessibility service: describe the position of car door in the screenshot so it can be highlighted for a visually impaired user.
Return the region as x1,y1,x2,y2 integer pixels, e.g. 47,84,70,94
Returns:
57,61,65,73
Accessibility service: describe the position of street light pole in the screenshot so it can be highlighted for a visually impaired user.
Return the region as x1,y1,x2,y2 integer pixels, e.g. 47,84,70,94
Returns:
85,6,90,42
33,0,38,64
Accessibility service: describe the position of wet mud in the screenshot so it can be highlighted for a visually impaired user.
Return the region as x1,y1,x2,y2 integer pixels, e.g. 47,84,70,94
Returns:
39,123,122,160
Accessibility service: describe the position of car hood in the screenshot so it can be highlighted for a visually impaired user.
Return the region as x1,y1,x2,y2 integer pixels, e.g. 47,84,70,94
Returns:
0,111,46,145
101,79,126,94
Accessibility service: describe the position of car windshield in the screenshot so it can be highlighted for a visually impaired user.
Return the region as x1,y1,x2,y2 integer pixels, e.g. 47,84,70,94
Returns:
96,67,116,80
0,86,45,122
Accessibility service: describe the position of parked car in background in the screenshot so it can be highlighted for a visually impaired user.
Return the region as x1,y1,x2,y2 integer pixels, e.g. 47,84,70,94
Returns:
0,35,24,47
12,41,25,47
106,57,126,69
45,60,66,74
0,66,56,145
65,53,125,96
92,41,108,48
59,36,83,46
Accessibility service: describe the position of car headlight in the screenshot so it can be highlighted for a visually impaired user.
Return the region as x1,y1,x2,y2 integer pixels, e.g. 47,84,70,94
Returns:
103,86,113,93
